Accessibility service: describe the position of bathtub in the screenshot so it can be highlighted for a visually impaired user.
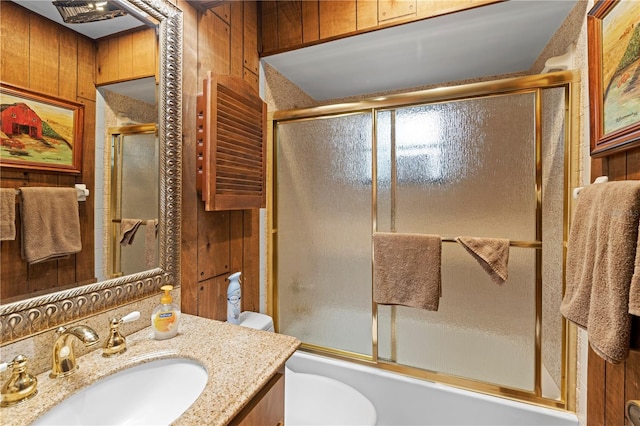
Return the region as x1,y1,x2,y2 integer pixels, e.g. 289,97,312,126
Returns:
285,351,579,426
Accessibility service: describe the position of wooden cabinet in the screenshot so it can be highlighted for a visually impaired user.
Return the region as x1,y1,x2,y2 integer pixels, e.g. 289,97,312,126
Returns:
230,371,285,426
259,0,500,56
95,28,157,85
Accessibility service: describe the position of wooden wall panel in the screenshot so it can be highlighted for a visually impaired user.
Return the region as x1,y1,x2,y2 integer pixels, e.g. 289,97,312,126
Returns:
59,32,78,101
230,1,244,78
185,1,263,320
29,14,59,96
319,0,357,40
213,14,231,75
378,0,416,22
260,1,279,54
589,144,640,425
243,1,259,76
302,1,320,44
178,0,200,315
0,4,96,301
277,1,303,50
0,2,29,87
260,0,501,56
356,0,378,30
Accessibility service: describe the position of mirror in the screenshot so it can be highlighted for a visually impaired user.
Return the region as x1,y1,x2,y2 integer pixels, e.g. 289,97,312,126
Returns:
0,0,182,344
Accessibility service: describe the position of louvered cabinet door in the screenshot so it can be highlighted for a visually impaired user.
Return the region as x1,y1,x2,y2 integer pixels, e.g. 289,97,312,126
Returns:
197,72,267,211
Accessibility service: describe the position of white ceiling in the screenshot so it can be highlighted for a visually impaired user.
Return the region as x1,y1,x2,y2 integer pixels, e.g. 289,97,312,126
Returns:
262,0,578,101
11,0,146,40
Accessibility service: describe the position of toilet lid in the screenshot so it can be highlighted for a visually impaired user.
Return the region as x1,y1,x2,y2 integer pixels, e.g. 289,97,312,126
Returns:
285,371,377,426
238,312,273,331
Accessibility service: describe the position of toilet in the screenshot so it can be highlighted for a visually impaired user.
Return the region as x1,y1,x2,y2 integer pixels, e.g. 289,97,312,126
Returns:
237,312,377,426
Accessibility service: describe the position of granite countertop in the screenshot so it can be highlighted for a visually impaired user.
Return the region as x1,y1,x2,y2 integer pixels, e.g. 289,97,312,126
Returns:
1,314,300,425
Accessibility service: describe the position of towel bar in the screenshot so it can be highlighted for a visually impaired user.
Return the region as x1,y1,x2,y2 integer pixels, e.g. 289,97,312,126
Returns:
572,176,608,199
441,237,541,249
13,184,89,202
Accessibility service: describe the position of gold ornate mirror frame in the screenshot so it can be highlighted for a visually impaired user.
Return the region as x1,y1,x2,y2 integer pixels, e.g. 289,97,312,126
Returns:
0,0,182,344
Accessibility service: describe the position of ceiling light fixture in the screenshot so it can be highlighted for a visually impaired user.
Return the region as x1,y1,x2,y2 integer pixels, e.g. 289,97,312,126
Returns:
52,0,127,23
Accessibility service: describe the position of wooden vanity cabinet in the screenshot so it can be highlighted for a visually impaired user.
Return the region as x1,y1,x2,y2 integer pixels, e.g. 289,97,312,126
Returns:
230,369,285,426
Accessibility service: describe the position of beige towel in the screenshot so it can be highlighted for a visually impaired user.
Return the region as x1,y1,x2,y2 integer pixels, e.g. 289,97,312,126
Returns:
373,232,442,311
119,219,142,245
0,188,16,241
19,187,82,264
560,181,640,364
144,219,158,269
455,236,510,285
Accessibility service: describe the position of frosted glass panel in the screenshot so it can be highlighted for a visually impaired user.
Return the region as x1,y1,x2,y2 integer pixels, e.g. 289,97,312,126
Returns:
113,132,159,276
276,114,373,355
541,88,566,399
377,94,537,391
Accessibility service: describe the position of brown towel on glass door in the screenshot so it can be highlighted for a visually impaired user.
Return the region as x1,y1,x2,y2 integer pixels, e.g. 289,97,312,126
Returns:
560,181,640,364
19,187,82,264
0,188,16,241
144,219,158,268
630,242,640,316
455,236,510,285
119,218,142,245
373,232,442,311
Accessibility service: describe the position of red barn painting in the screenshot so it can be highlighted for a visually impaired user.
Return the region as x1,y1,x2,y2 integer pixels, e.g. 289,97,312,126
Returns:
0,103,43,139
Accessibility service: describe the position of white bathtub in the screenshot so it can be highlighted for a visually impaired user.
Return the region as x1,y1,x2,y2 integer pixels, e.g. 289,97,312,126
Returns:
285,351,579,426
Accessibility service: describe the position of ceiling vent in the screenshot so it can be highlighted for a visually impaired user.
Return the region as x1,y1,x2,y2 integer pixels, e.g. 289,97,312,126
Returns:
52,1,127,24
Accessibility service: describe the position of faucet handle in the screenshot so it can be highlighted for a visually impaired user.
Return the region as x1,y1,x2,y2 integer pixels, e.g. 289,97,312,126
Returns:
1,354,38,407
103,311,140,357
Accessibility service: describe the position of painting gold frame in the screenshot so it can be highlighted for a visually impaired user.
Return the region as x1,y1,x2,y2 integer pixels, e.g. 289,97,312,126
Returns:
588,0,640,157
0,83,84,173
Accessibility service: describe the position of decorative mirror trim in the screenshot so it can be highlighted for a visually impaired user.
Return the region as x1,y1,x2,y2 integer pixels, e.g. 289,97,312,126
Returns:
0,0,182,344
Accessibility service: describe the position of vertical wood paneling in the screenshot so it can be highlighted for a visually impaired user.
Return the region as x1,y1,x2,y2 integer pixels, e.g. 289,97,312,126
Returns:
243,1,259,75
131,29,156,78
29,14,60,96
277,1,303,50
356,0,378,30
197,210,231,281
302,1,320,43
378,0,416,22
319,0,357,39
178,0,200,315
213,14,231,75
197,275,227,321
118,35,134,81
242,210,260,313
588,347,607,425
96,38,119,84
243,68,259,92
0,2,29,87
59,32,78,101
605,363,626,425
76,97,96,285
77,37,95,101
260,1,279,54
213,2,231,24
230,1,244,78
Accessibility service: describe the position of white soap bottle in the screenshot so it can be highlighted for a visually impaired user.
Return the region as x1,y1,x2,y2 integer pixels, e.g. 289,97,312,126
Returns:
227,272,242,325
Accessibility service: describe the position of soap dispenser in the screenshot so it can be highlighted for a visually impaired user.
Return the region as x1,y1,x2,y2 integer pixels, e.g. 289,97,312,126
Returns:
151,285,181,340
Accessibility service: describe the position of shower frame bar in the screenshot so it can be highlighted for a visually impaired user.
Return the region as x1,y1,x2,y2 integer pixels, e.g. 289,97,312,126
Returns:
268,70,580,412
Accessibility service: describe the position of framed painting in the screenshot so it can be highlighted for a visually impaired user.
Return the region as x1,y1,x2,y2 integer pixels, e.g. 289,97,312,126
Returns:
588,0,640,157
0,83,84,173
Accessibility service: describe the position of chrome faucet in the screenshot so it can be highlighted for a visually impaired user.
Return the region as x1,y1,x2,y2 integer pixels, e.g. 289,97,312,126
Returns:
50,325,100,379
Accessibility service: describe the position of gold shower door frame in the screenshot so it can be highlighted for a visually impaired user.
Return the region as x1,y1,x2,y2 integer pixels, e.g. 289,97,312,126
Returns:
268,70,580,410
108,123,158,279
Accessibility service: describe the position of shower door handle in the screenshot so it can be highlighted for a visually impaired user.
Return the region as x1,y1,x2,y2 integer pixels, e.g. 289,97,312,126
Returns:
628,400,640,426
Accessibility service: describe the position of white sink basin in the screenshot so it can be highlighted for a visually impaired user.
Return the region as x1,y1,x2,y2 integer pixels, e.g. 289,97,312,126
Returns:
33,358,208,425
